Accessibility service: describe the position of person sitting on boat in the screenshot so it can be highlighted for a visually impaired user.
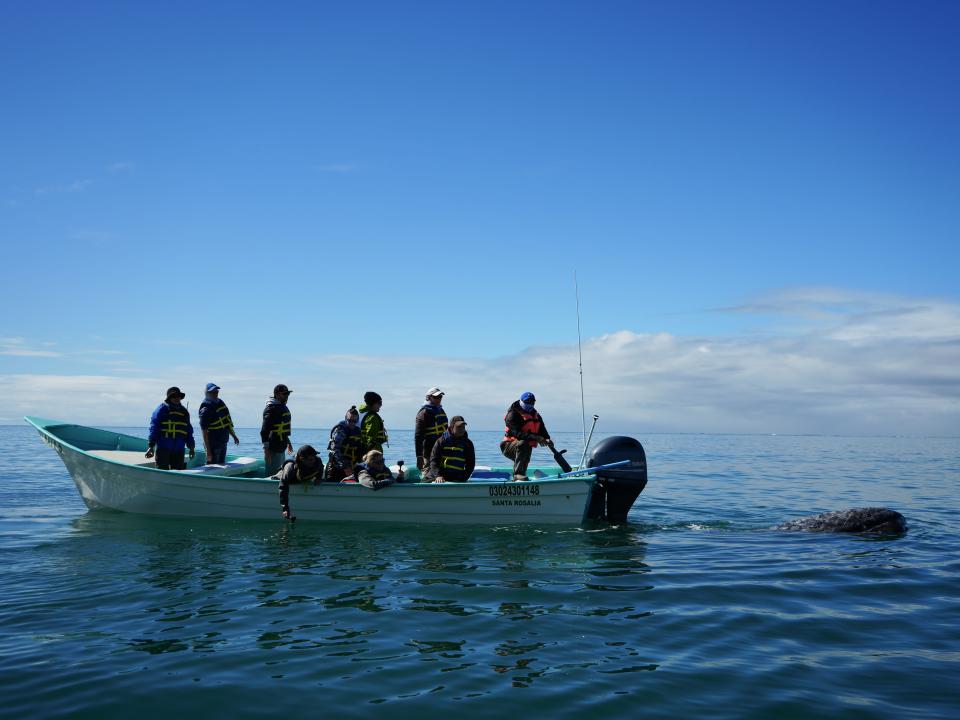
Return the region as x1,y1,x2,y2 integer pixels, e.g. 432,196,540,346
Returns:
325,406,364,482
276,444,324,521
360,391,388,454
425,416,476,483
356,449,404,490
261,384,293,477
145,386,196,470
500,392,553,481
414,387,447,472
199,382,240,465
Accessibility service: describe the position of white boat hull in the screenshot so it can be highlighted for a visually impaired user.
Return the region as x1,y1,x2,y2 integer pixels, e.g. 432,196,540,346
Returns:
31,418,595,525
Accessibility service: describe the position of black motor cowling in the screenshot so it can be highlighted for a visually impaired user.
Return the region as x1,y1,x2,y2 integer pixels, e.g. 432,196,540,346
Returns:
584,436,647,523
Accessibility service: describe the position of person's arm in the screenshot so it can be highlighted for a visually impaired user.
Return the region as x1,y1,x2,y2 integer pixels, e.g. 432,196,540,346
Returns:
358,467,395,490
227,407,239,444
428,437,443,478
260,406,272,445
465,440,476,478
146,406,162,458
330,427,346,468
414,409,427,469
504,407,526,440
538,416,551,445
186,413,195,457
277,464,294,519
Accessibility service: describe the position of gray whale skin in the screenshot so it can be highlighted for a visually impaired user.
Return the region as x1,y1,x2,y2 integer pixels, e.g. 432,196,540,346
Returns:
775,507,907,533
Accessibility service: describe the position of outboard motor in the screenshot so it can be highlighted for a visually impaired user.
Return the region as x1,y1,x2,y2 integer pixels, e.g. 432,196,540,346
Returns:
584,436,647,522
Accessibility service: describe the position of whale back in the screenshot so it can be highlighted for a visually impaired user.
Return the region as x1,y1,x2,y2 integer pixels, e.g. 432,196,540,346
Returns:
776,507,907,533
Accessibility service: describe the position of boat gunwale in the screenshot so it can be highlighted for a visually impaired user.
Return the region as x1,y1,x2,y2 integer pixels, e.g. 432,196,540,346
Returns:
24,416,596,489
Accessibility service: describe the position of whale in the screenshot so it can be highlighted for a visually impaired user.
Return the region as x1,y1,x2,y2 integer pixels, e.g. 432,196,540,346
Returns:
775,507,907,534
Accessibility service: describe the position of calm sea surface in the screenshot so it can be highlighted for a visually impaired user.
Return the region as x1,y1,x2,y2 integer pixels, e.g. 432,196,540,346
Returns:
1,425,958,719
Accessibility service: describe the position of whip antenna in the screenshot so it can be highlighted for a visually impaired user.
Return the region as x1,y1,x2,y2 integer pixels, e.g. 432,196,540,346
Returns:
575,271,586,451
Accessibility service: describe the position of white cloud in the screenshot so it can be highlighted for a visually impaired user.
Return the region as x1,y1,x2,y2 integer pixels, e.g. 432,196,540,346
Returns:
34,179,94,195
0,337,61,357
2,289,958,435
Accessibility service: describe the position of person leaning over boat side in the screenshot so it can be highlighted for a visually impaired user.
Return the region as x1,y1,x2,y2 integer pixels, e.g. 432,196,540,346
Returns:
261,384,293,477
414,387,447,473
275,444,324,521
356,449,404,490
360,390,388,454
199,382,240,465
425,416,476,483
500,391,553,481
145,386,196,470
325,406,364,482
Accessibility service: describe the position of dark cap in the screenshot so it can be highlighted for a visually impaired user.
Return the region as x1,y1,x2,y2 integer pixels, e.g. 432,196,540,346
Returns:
363,391,383,405
205,382,220,393
520,391,536,403
166,386,186,400
449,415,467,429
273,384,291,396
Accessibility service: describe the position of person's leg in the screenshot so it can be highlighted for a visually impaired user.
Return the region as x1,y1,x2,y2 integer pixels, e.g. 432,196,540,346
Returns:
264,450,283,476
501,439,532,479
210,443,227,465
170,448,186,470
513,442,532,479
155,446,172,470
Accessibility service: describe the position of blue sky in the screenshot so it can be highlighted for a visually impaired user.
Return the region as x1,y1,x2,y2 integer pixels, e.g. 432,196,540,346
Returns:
1,1,958,435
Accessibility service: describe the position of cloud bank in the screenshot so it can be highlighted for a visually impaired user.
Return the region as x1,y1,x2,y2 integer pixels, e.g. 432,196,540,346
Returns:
2,289,958,436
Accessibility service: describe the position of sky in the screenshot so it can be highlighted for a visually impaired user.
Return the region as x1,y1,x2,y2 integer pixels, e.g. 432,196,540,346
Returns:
1,0,958,436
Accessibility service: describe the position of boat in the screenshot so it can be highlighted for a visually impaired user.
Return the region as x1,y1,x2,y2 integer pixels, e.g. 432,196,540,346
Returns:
25,416,648,525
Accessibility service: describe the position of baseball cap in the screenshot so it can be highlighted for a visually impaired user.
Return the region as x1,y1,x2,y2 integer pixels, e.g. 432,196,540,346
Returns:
520,392,536,403
426,386,444,398
206,382,220,393
166,386,186,400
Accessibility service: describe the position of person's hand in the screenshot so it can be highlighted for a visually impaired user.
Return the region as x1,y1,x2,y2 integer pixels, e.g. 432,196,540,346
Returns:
286,443,293,454
232,434,240,445
282,510,296,522
434,476,446,484
544,438,554,448
188,448,196,459
145,447,154,459
416,456,425,471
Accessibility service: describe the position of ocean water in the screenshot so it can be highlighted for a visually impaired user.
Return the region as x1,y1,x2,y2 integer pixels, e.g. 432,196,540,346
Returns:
1,424,958,719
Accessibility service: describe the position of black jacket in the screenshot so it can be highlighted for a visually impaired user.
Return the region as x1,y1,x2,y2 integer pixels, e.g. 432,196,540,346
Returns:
428,431,476,482
261,398,292,452
503,401,550,442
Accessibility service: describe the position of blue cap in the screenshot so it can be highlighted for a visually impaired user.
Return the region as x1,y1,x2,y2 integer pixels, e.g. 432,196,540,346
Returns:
520,392,535,403
206,382,220,393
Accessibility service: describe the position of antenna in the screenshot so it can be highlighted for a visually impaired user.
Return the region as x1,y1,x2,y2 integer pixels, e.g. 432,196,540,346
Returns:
575,271,586,450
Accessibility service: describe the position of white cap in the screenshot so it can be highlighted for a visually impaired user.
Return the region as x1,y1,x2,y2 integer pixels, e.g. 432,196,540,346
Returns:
426,386,444,398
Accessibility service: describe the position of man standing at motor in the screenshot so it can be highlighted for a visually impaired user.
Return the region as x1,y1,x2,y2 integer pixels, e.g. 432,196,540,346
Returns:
414,387,447,473
500,391,553,481
261,384,293,477
199,382,240,464
145,386,196,470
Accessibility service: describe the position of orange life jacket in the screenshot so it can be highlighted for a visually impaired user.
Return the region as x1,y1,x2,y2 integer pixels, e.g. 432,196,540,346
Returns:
504,409,542,447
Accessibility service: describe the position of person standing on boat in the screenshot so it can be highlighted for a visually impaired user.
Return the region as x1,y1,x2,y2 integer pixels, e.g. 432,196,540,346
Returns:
360,391,388,454
500,392,553,481
425,416,476,483
145,386,196,470
326,406,364,482
356,449,404,490
276,444,324,521
199,382,240,465
414,387,447,473
261,384,293,477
